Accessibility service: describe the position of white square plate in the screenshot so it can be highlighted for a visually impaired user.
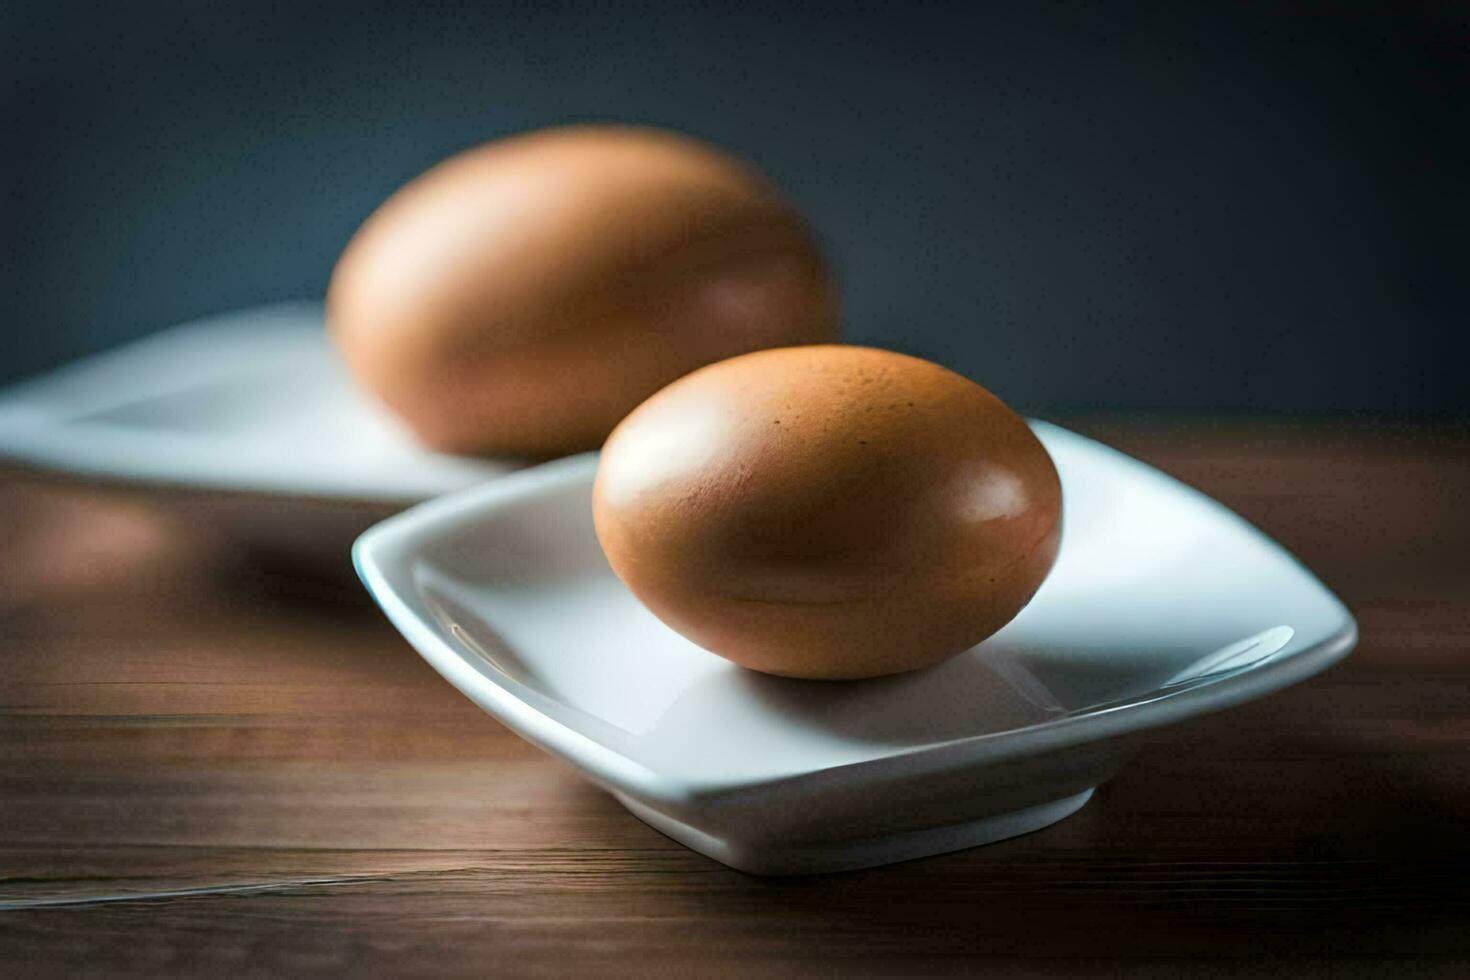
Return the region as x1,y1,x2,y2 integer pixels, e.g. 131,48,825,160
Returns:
354,421,1356,874
0,304,516,571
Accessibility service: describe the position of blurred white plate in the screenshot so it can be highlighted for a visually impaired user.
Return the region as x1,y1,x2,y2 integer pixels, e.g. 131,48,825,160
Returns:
0,304,516,572
354,422,1357,875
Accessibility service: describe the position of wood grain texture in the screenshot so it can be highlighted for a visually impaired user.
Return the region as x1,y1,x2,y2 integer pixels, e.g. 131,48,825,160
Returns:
1,415,1467,977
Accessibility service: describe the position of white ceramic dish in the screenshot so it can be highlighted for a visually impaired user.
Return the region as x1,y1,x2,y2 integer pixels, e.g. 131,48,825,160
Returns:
354,421,1356,875
0,304,515,572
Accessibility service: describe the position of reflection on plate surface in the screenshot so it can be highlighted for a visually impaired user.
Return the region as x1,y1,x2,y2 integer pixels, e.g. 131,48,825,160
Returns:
0,304,521,575
356,423,1355,873
0,303,514,501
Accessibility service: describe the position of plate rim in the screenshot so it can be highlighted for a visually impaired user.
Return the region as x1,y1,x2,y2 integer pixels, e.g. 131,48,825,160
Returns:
353,423,1357,808
0,302,514,503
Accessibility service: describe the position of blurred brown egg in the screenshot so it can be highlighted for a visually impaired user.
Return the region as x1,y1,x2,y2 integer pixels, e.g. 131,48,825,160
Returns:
327,125,838,457
593,346,1062,680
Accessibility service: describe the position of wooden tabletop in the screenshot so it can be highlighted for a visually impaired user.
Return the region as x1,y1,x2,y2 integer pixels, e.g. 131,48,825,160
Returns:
1,416,1466,977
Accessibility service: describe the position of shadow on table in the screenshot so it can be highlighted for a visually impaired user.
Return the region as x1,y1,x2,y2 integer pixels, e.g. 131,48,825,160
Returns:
582,720,1470,963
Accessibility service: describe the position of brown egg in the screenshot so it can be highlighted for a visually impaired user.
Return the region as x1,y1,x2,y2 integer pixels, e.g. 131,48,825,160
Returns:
593,346,1062,680
327,125,838,457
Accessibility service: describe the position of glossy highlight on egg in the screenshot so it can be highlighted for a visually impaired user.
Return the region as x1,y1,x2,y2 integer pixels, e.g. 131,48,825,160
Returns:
327,125,838,457
593,345,1063,680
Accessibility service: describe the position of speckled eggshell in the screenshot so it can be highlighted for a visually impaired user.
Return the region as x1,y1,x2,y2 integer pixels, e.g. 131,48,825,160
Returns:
592,345,1062,680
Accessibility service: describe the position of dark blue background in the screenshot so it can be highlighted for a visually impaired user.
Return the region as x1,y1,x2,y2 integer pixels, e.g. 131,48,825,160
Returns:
4,1,1465,413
